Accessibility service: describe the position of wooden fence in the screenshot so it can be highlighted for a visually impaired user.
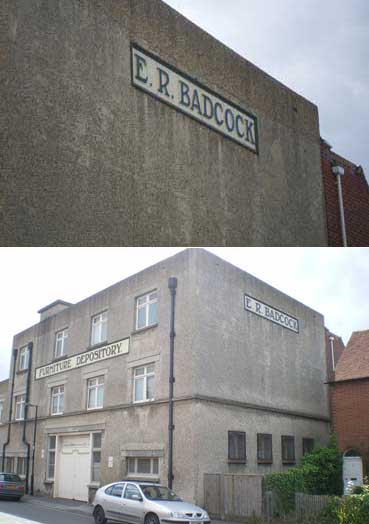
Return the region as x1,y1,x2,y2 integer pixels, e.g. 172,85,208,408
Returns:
295,493,332,521
204,473,263,520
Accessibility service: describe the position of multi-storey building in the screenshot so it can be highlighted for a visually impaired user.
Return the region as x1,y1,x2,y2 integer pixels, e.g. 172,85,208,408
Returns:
0,249,330,503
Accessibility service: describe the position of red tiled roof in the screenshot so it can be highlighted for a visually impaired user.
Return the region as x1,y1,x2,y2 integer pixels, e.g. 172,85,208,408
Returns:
334,330,369,381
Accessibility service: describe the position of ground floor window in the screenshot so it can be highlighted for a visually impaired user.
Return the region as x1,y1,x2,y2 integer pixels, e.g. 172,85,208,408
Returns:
5,457,14,473
257,433,273,463
127,457,159,477
302,438,315,455
281,435,295,463
16,457,26,476
91,433,102,482
228,431,246,463
47,436,56,480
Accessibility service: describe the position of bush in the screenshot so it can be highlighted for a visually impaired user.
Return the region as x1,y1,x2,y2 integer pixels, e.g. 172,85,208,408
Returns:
301,434,342,495
318,494,369,524
264,467,305,514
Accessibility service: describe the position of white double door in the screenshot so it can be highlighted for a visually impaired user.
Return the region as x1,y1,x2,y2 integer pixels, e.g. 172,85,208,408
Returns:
56,434,91,501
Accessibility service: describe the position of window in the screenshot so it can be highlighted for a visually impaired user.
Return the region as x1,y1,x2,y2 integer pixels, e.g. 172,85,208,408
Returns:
228,431,246,463
91,311,108,346
303,438,315,455
51,385,64,415
136,291,157,330
127,457,159,477
16,457,26,476
15,395,25,421
257,434,273,463
5,457,14,473
0,400,4,423
91,433,102,483
18,346,29,371
55,329,68,358
105,483,125,496
133,364,155,402
124,483,143,500
281,436,295,463
47,436,56,480
87,376,104,410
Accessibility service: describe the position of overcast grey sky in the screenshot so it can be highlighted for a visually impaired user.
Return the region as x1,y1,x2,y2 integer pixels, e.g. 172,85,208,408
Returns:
0,247,368,381
164,0,369,179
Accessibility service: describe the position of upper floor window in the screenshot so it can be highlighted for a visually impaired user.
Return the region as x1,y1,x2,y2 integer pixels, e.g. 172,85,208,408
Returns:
136,291,157,330
257,433,273,464
15,395,25,421
18,346,29,371
55,329,68,358
303,438,315,456
0,401,4,424
91,311,108,346
51,385,64,415
228,431,246,463
133,364,155,403
87,376,104,410
282,435,295,464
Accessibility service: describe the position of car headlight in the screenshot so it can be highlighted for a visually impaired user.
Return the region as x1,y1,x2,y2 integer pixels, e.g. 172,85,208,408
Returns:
202,513,209,520
171,513,188,519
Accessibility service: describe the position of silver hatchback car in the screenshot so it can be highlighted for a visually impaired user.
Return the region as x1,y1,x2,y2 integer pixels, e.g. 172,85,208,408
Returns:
93,481,211,524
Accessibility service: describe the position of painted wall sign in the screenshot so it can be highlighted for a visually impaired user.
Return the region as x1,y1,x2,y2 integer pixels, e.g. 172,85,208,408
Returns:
35,338,129,380
244,295,299,333
131,44,258,154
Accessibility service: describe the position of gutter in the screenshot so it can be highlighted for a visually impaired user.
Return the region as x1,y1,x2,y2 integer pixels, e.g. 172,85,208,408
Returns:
167,277,177,490
2,349,18,470
22,342,33,493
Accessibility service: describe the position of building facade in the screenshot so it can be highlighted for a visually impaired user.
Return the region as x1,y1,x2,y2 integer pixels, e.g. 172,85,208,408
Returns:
1,0,327,246
330,330,369,493
0,249,330,504
321,139,369,246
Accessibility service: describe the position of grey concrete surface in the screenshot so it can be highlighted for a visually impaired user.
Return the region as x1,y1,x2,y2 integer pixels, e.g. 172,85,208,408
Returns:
0,497,92,523
1,0,327,246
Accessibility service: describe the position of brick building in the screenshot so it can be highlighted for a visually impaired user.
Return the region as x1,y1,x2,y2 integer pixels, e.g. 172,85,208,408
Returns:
321,139,369,246
330,330,369,492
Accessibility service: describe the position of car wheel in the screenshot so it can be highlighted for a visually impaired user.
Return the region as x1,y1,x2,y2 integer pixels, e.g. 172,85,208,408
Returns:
94,506,107,524
145,513,160,524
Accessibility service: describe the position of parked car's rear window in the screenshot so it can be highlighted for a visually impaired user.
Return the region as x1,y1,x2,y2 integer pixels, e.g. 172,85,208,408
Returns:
0,474,22,482
140,485,181,501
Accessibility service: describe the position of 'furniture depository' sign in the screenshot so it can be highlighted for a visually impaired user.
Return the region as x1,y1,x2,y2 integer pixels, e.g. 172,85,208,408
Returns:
131,44,258,154
35,338,129,380
244,295,299,333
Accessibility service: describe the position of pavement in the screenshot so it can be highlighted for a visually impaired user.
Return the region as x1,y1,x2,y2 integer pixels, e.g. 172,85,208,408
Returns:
22,495,93,517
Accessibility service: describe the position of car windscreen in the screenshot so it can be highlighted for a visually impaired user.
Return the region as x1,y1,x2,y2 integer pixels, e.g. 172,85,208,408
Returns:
0,474,22,482
140,485,182,501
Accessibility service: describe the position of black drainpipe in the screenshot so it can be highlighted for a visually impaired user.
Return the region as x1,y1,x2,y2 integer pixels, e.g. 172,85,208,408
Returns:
167,277,177,490
2,349,18,470
22,342,33,494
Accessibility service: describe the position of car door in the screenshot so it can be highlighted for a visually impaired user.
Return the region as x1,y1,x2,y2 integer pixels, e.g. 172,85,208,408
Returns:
104,483,126,522
122,483,145,524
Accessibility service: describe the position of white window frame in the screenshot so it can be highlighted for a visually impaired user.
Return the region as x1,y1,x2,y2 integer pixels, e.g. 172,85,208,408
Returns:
91,433,102,483
133,364,155,403
18,346,29,371
47,435,56,480
16,457,26,477
55,328,68,358
91,311,108,346
127,457,159,478
87,376,104,410
135,291,158,330
51,385,64,415
15,395,25,421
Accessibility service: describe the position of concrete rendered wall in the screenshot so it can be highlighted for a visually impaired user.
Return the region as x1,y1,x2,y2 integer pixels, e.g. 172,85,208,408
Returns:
1,0,327,246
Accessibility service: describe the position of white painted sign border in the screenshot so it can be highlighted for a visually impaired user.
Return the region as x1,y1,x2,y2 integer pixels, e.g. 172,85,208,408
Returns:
244,294,299,333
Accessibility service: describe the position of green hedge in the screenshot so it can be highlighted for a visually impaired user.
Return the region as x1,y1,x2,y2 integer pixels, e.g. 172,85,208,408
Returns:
264,435,342,515
320,494,369,524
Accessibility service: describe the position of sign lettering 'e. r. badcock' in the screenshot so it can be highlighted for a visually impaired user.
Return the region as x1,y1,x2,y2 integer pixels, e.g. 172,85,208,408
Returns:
131,44,258,153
